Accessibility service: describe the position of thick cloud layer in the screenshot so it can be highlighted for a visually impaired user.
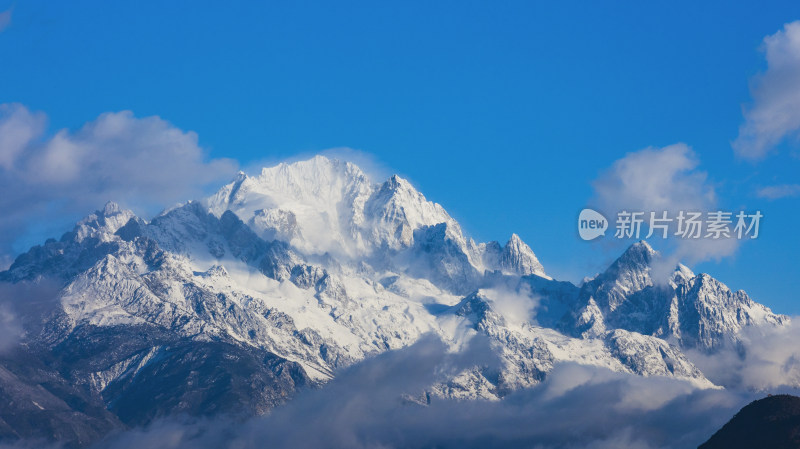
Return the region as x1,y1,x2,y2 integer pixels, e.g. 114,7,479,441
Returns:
0,104,237,262
90,336,759,449
733,21,800,160
688,317,800,391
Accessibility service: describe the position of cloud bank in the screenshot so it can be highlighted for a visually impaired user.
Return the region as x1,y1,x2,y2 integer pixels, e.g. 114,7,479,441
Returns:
687,317,800,392
0,103,237,259
733,21,800,160
89,336,756,449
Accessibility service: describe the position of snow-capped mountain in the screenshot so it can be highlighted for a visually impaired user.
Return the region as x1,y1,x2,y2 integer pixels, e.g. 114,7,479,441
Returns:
206,156,547,292
567,241,788,349
206,156,459,259
0,155,789,445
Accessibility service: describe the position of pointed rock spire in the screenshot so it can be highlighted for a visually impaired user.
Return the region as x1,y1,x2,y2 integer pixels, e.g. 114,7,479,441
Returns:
500,233,546,277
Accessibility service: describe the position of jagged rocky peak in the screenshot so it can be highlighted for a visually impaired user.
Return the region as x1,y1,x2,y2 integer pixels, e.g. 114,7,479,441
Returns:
596,242,695,292
500,233,546,277
676,272,789,343
0,201,142,282
613,240,656,271
569,240,790,351
591,240,658,290
73,201,137,242
672,263,695,284
382,173,410,190
365,173,458,250
586,240,658,311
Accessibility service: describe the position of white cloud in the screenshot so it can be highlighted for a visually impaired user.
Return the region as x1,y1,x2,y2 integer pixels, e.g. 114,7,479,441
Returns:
756,183,800,200
688,317,800,391
95,337,755,449
0,104,46,170
480,284,538,327
0,8,11,32
733,21,800,160
591,144,738,273
592,143,715,214
0,103,238,256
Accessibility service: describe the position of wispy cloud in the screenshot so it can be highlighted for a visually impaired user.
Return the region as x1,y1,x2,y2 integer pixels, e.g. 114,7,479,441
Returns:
0,303,20,353
756,183,800,200
0,103,238,259
733,21,800,161
0,8,11,33
0,280,61,354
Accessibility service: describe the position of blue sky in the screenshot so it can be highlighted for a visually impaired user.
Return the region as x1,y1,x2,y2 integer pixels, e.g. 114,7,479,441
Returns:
1,0,800,312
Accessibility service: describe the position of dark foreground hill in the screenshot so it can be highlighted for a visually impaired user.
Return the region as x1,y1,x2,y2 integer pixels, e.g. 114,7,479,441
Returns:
700,394,800,449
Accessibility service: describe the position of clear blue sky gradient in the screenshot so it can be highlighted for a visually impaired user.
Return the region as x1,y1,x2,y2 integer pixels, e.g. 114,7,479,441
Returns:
1,1,799,312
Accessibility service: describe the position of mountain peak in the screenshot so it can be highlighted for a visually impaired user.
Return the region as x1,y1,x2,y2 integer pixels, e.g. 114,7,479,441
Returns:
582,240,659,312
263,155,367,182
73,202,136,240
627,240,655,255
500,233,546,277
613,240,656,269
384,174,413,191
672,263,695,283
102,201,121,216
85,201,136,229
209,156,439,258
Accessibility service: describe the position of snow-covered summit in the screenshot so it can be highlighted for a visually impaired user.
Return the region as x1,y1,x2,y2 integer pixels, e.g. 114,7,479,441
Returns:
206,156,457,258
500,233,546,277
570,240,788,349
73,201,137,243
206,156,545,283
